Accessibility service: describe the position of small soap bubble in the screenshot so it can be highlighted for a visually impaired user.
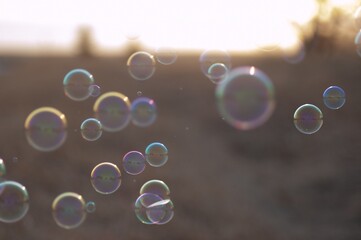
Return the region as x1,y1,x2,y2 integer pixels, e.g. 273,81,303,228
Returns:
52,192,86,229
63,69,95,101
24,107,67,152
93,92,131,132
134,193,163,224
0,159,6,177
123,151,146,175
131,97,157,127
207,63,229,84
294,104,323,134
200,49,231,79
91,162,121,194
0,181,29,223
145,142,168,167
137,91,142,96
323,86,346,110
89,84,101,97
80,118,102,141
85,201,96,213
155,47,178,65
127,51,156,80
146,199,174,225
140,180,170,200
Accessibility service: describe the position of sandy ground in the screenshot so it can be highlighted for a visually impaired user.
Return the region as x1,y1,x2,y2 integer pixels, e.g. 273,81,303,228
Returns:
0,49,361,240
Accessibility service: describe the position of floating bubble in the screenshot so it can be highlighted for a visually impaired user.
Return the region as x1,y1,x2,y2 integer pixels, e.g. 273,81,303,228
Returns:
80,118,102,141
24,107,67,151
354,31,361,57
140,180,170,200
134,193,163,224
0,158,5,177
216,66,275,130
52,192,86,229
123,151,146,175
207,63,229,84
85,201,96,213
0,181,29,223
294,104,323,134
282,40,305,64
89,84,101,97
137,91,142,96
131,97,157,127
199,49,231,79
147,199,174,225
127,51,156,80
63,69,95,101
155,47,178,65
145,142,168,167
93,92,131,132
323,86,346,110
91,162,121,194
355,6,361,29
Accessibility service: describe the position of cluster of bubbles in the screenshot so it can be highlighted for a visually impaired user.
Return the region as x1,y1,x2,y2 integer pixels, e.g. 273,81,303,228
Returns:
293,86,346,134
134,180,174,225
0,159,30,224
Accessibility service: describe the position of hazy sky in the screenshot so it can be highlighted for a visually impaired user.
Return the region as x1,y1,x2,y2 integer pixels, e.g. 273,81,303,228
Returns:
0,0,357,54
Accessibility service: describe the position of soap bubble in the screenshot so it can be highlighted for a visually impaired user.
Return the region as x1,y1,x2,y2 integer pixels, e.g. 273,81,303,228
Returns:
282,40,305,64
354,30,361,57
200,49,231,79
131,97,157,127
323,86,346,110
134,193,163,224
63,69,94,101
145,142,168,167
52,192,86,229
85,201,96,213
0,181,29,223
207,63,229,84
93,92,131,132
127,51,156,80
146,199,174,225
80,118,102,141
89,84,101,97
137,91,142,96
155,47,178,65
91,162,121,194
216,66,275,130
140,180,170,200
294,104,323,134
123,151,146,175
0,158,5,177
24,107,67,151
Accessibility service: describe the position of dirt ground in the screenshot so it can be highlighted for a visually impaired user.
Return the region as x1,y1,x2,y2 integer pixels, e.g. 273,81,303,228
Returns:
0,47,361,240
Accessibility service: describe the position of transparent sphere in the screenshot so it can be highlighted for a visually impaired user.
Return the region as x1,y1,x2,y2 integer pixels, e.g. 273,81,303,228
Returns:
155,47,178,65
123,151,146,175
146,199,174,225
199,49,231,79
80,118,102,141
294,104,323,134
63,69,94,101
323,86,346,110
127,51,156,80
85,201,96,213
140,180,170,200
145,142,168,167
131,97,157,127
207,63,229,84
134,193,163,224
89,84,101,97
91,162,121,194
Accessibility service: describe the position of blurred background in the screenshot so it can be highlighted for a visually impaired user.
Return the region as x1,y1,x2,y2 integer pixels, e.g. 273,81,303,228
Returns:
1,0,361,239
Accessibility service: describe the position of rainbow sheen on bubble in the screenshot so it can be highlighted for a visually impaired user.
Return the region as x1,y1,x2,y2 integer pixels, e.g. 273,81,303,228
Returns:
155,47,178,65
91,162,121,194
145,142,168,167
199,49,231,79
0,181,29,223
89,84,101,97
294,104,323,134
93,92,131,132
216,66,275,130
0,158,6,177
140,180,170,200
52,192,86,229
85,201,96,213
63,69,95,101
25,107,67,152
134,193,163,224
123,151,146,175
131,97,157,127
146,199,174,225
127,51,156,80
323,86,346,110
80,118,102,141
207,63,229,84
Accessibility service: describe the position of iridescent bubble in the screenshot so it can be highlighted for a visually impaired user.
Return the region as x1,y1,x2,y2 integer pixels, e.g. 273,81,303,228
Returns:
146,199,174,225
63,69,95,101
93,92,131,132
294,104,323,134
127,51,156,80
52,192,86,229
354,30,361,57
89,84,101,97
85,201,96,213
123,151,146,175
134,193,163,224
131,97,157,127
140,180,170,200
0,158,5,177
145,142,168,167
24,107,67,151
323,86,346,110
199,49,231,79
207,63,229,84
354,6,361,29
0,181,29,223
216,66,275,130
155,47,178,65
91,162,121,194
80,118,102,141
